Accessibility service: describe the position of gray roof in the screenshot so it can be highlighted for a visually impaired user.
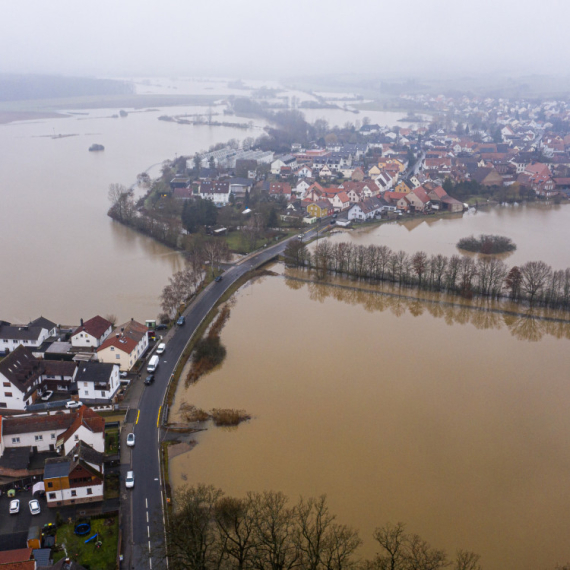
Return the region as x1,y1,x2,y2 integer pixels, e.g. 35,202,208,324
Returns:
75,362,114,384
67,441,105,468
0,446,31,470
44,457,71,479
29,317,57,331
33,549,52,566
0,345,44,393
0,324,44,341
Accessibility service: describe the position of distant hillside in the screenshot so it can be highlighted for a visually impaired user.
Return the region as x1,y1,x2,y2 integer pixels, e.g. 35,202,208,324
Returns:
0,74,134,102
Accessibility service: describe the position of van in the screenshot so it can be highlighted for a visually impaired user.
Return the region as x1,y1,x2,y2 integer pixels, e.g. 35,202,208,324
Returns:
156,343,166,354
147,355,159,373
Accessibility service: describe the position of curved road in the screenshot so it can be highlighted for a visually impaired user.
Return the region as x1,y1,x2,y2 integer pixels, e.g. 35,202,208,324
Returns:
127,223,327,569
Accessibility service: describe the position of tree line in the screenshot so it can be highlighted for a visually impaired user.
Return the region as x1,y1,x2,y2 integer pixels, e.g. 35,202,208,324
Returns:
155,485,484,570
284,239,570,310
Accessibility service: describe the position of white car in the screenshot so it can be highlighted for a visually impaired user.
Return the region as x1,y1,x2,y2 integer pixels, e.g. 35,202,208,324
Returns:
126,433,135,447
125,471,135,489
9,499,20,514
156,343,166,355
120,372,128,378
41,391,54,401
65,400,83,409
29,500,41,515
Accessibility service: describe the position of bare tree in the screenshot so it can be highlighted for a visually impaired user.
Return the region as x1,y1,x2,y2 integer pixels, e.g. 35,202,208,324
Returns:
202,238,231,278
411,252,428,288
520,260,552,305
372,522,407,570
108,183,135,222
454,550,481,570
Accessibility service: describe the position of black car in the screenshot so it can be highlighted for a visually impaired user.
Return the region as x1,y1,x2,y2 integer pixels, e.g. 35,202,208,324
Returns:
214,276,223,282
144,374,155,385
156,324,168,331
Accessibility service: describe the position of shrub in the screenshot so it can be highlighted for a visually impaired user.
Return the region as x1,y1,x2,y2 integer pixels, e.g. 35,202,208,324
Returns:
180,403,210,423
210,408,251,427
457,234,516,254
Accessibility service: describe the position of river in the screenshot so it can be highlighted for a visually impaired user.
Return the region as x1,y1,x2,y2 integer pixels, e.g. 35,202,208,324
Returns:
169,267,570,570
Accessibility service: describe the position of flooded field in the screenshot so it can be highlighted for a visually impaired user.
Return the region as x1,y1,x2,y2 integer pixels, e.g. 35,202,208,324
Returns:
170,269,570,570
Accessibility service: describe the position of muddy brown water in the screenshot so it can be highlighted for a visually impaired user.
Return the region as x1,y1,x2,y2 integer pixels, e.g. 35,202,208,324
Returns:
170,268,570,570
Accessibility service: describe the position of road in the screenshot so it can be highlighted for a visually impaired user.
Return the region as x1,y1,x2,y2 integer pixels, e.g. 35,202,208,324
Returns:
126,223,326,569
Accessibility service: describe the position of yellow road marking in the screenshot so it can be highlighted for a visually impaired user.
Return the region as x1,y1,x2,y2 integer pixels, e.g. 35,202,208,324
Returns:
157,406,162,428
136,410,140,425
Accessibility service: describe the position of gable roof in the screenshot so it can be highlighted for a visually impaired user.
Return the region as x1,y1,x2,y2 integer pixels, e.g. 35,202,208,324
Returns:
71,316,112,340
0,325,45,342
97,320,147,355
0,549,32,564
0,346,44,393
75,362,115,384
56,406,105,448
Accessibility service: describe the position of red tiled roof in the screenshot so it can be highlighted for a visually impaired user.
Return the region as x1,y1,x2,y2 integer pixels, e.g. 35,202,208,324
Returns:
97,320,147,355
71,316,112,340
57,405,104,447
0,548,32,564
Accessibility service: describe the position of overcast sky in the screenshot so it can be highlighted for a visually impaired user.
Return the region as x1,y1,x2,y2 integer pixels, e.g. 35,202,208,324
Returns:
1,0,569,80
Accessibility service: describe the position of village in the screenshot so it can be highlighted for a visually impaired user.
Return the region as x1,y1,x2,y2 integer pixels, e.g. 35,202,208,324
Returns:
127,92,570,250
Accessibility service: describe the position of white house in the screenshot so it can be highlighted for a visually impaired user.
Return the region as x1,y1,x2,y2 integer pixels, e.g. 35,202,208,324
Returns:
70,316,113,349
271,154,297,174
97,319,149,372
44,441,105,507
0,405,105,459
294,179,312,199
74,362,120,402
0,317,57,355
199,180,232,207
0,346,44,410
347,197,385,221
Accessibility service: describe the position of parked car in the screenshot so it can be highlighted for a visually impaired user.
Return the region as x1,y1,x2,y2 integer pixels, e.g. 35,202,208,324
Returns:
65,400,83,409
126,433,135,447
214,276,223,282
9,499,19,514
29,500,41,515
176,316,185,326
156,343,166,354
144,374,154,385
41,391,54,401
156,324,168,331
125,471,135,489
298,234,304,239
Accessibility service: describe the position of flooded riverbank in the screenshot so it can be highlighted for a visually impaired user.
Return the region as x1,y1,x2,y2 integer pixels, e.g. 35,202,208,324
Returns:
169,267,570,570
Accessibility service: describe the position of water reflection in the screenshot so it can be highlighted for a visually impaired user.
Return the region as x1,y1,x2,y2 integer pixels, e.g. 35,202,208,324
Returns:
284,268,570,343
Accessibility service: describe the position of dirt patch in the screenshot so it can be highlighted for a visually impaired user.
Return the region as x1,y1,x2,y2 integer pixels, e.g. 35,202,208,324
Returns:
168,441,197,459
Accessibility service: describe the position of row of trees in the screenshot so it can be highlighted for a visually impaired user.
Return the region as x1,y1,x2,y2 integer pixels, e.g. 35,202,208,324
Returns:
285,240,570,309
157,485,482,570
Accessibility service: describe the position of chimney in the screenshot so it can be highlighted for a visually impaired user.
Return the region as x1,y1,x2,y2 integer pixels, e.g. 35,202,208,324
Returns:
116,333,119,338
80,318,84,326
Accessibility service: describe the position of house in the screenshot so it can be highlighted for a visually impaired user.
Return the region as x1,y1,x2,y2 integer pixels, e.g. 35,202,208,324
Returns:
304,182,326,202
394,180,412,194
329,191,351,212
318,165,333,178
406,187,432,212
268,182,292,200
0,346,44,410
427,186,464,212
271,154,297,174
40,361,77,397
97,319,149,372
0,405,105,458
471,167,504,187
199,180,232,207
351,167,365,181
0,317,57,355
74,362,120,402
228,178,254,200
0,549,34,567
44,441,105,507
306,201,332,219
295,165,313,178
384,191,410,211
347,197,385,221
293,179,312,199
70,316,113,349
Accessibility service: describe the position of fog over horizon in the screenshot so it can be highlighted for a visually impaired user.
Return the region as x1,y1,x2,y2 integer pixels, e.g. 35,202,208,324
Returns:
1,0,569,83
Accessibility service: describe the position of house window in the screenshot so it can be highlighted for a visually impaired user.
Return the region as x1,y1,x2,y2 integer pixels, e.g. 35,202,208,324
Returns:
84,382,88,387
110,347,114,351
0,403,6,408
47,482,53,488
4,392,12,398
49,492,56,499
3,382,9,387
86,488,93,495
11,437,20,444
74,434,79,441
71,490,77,497
35,435,43,441
51,434,56,439
116,355,120,359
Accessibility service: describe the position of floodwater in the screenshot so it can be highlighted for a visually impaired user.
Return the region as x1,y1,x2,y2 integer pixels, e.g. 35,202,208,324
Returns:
170,269,570,570
326,203,570,269
0,102,266,324
0,76,411,325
